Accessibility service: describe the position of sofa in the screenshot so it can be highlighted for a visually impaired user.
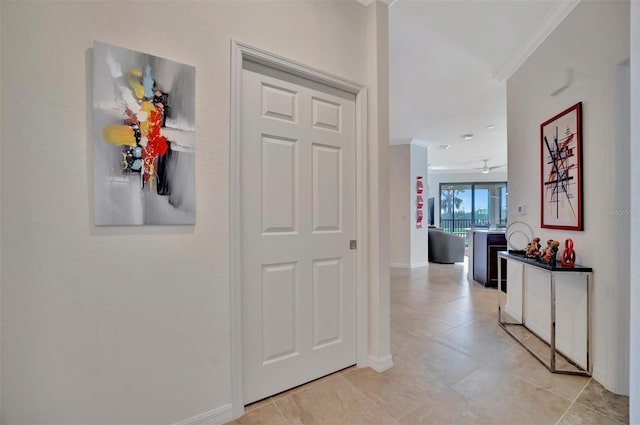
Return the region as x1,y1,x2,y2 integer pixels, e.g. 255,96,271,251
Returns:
428,227,465,263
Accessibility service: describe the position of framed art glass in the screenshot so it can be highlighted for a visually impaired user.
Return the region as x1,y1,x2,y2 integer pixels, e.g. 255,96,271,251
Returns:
540,102,583,230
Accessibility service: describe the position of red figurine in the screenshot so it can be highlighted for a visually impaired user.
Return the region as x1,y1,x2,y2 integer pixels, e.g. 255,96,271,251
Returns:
561,238,576,267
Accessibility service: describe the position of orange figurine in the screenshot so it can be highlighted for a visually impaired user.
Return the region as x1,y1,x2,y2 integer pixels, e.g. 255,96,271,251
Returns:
542,240,560,264
526,237,542,258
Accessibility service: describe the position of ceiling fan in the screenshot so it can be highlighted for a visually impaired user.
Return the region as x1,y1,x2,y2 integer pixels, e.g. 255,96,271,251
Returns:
475,159,507,174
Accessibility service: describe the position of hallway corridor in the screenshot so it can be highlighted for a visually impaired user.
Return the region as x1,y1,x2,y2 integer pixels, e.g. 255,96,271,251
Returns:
228,262,629,424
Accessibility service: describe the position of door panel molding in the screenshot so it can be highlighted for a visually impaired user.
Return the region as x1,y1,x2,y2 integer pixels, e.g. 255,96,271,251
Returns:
229,40,369,419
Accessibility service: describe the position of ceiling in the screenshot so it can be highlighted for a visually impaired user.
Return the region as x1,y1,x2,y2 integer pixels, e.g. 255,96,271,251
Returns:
389,0,579,174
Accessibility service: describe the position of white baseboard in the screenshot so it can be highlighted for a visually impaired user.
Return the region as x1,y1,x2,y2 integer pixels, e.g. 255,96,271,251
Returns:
592,367,605,389
368,354,394,372
591,367,630,396
174,404,233,425
389,262,429,269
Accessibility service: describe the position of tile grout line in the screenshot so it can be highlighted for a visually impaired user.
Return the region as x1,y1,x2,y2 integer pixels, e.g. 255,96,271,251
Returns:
393,397,432,425
395,264,605,425
270,395,291,425
264,370,347,424
562,381,629,425
338,371,399,424
404,305,502,341
243,265,607,425
390,335,486,391
554,377,592,425
395,289,589,422
491,341,591,403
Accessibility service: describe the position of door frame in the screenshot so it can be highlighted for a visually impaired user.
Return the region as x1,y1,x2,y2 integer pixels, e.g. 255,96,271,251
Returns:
229,40,369,418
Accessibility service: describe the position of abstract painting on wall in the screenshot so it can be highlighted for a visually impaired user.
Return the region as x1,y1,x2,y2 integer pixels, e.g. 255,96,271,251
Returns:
93,41,195,225
540,102,583,231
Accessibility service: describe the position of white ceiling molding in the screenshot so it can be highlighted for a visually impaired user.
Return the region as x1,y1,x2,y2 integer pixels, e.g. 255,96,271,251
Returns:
355,0,396,7
390,138,429,148
494,0,582,82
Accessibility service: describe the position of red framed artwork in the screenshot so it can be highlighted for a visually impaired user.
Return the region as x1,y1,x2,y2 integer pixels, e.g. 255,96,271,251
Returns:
540,102,583,230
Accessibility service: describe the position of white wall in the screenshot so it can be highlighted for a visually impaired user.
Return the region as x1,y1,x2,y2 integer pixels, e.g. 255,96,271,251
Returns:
389,145,411,266
410,144,428,266
389,142,428,268
0,1,388,423
365,0,392,372
507,0,630,394
0,3,3,420
629,0,639,421
427,170,508,227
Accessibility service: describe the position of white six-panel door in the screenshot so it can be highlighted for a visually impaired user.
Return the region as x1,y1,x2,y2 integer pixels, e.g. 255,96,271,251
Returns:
241,60,356,404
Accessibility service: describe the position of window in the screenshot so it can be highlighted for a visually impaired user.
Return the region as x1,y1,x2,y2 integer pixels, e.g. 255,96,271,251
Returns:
499,185,508,226
439,182,508,242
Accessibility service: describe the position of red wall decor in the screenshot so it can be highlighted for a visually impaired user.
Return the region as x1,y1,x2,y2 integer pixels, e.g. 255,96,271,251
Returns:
540,102,583,230
416,176,424,228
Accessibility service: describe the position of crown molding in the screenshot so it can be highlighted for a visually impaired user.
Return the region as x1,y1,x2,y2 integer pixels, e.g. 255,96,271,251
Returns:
355,0,397,7
494,0,582,81
390,138,430,148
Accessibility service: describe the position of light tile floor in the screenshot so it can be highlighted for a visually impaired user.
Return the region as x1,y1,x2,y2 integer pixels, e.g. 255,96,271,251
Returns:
227,260,629,424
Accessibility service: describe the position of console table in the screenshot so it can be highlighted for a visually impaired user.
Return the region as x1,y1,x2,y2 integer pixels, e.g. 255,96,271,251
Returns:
497,251,593,376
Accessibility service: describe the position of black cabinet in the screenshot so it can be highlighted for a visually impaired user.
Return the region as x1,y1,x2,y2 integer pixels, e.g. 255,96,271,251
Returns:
473,231,507,288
